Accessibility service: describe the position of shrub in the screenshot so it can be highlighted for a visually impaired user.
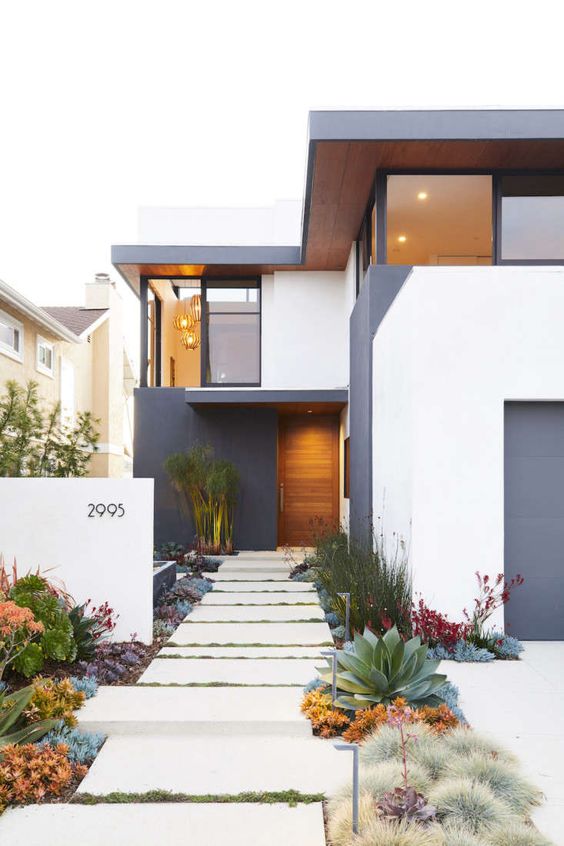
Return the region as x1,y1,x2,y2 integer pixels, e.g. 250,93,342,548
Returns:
430,778,516,834
0,742,85,811
318,627,446,710
69,675,97,699
25,677,85,728
446,752,541,814
9,574,76,674
334,760,433,802
441,823,490,846
411,597,469,649
41,720,105,764
441,728,518,768
0,600,44,681
312,527,412,636
0,685,58,749
487,820,554,846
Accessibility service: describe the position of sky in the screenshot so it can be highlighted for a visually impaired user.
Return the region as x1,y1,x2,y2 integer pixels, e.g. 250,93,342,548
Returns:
1,0,563,357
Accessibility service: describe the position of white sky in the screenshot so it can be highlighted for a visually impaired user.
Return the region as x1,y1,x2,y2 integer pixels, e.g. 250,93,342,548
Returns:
1,0,563,348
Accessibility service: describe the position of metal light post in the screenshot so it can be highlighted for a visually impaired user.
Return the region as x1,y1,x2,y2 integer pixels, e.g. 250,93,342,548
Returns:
337,591,351,642
334,742,360,834
320,648,337,704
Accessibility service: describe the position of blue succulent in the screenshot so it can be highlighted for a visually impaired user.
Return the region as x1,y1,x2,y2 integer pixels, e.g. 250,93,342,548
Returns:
303,678,327,693
325,611,341,628
490,631,524,659
40,721,105,764
69,675,98,699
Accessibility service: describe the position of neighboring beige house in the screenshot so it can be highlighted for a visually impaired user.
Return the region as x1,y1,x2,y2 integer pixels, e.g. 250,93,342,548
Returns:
0,273,135,477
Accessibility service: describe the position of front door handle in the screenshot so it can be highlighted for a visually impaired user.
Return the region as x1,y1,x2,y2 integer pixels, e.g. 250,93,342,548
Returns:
279,483,284,513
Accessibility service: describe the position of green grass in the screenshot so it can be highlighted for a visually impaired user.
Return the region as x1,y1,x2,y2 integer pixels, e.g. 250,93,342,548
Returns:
72,790,325,806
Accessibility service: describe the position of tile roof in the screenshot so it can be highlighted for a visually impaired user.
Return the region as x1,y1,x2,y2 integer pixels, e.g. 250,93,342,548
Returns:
41,307,108,337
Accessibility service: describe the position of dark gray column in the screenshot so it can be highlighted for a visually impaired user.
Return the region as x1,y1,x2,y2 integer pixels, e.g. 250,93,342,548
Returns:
139,277,148,388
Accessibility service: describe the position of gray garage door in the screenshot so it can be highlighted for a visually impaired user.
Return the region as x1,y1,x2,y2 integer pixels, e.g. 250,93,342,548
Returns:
505,402,564,640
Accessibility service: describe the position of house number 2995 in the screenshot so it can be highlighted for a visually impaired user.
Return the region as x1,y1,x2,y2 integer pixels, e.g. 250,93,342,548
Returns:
87,503,125,518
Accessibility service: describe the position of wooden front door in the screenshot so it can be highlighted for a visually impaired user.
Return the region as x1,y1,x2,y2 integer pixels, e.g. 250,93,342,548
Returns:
278,415,339,547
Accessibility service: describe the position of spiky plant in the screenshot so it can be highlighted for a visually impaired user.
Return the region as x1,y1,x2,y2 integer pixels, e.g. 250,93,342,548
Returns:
334,760,433,802
441,727,519,767
377,786,436,823
326,792,379,846
360,723,442,771
446,752,542,814
430,778,517,834
487,820,555,846
317,627,447,710
441,822,490,846
355,819,446,846
0,685,58,750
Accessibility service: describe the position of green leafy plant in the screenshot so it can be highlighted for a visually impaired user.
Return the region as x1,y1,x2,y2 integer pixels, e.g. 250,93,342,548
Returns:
0,379,99,477
164,444,239,554
318,627,446,710
0,685,58,750
9,574,76,674
312,525,412,636
0,600,44,681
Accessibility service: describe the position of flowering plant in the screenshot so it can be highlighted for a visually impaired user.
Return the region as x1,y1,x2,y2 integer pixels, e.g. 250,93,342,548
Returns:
464,571,524,640
0,601,44,681
411,597,469,649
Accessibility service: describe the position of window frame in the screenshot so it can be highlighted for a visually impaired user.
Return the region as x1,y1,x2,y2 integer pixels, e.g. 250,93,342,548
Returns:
375,168,564,267
36,334,55,378
0,308,24,362
201,277,262,388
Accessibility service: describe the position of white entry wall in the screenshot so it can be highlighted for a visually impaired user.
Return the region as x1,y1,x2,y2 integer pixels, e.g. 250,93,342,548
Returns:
372,266,564,629
0,478,154,643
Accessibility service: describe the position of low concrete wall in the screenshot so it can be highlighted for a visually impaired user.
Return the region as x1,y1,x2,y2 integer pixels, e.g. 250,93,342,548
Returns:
0,478,154,643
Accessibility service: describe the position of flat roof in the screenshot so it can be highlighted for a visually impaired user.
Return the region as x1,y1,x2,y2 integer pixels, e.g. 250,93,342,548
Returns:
113,109,564,295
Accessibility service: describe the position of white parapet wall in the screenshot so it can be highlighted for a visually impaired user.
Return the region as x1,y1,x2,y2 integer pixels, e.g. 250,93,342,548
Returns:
0,477,154,643
372,265,564,627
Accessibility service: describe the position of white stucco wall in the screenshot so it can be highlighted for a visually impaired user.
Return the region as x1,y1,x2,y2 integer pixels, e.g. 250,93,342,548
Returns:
0,478,154,643
261,268,350,389
372,266,564,626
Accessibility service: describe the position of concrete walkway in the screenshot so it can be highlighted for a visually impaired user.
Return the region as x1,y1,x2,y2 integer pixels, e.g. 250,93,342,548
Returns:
445,642,564,846
1,553,340,845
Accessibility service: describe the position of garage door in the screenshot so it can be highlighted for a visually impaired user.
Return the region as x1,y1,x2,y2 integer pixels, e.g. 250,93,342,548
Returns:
505,402,564,640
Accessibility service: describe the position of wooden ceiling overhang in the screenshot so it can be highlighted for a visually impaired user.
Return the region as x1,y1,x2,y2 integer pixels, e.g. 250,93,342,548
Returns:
113,110,564,296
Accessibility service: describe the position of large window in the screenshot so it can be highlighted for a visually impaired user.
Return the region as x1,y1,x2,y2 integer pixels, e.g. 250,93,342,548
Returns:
204,281,260,386
0,309,23,362
501,175,564,261
386,175,493,266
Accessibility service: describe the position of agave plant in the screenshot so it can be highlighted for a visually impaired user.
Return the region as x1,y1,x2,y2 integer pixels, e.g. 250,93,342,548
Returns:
0,685,58,751
377,786,436,823
317,626,447,709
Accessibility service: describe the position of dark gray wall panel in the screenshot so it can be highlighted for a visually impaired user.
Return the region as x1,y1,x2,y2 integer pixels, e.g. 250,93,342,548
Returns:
505,402,564,639
349,265,411,542
134,388,278,551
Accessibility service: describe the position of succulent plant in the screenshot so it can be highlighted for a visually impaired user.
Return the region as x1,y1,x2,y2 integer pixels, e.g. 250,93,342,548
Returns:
317,626,447,709
0,685,58,750
377,786,437,823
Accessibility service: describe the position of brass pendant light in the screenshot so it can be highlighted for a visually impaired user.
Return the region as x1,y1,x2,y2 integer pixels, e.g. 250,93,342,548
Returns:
190,294,202,322
181,327,201,350
173,310,194,332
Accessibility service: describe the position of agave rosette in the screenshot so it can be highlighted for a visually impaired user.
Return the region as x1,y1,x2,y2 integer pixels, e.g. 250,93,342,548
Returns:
317,626,447,710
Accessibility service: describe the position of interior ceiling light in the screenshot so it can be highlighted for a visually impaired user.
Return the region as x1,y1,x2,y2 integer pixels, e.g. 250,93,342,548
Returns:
181,327,200,351
173,311,194,332
417,191,428,200
190,294,202,322
398,235,407,243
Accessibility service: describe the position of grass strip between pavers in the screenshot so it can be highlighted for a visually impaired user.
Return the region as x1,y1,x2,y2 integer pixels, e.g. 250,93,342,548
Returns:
72,790,325,807
136,682,304,688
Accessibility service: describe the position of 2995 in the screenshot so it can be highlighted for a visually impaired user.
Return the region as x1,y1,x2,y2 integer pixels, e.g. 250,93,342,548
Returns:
87,503,125,518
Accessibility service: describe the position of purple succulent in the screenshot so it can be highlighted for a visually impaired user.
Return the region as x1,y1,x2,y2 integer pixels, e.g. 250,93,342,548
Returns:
377,787,436,824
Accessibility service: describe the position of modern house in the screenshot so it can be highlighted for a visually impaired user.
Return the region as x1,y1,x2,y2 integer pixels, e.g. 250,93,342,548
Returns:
0,274,136,477
113,109,564,639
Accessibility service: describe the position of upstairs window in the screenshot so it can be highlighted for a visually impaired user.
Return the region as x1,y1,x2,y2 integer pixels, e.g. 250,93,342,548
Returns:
0,309,23,362
501,175,564,261
204,281,260,386
36,336,55,377
386,174,493,266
